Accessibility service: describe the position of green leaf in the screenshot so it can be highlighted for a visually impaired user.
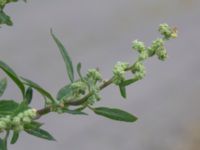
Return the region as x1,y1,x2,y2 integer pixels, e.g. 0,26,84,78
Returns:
21,77,54,102
24,121,43,130
0,60,25,97
12,100,29,117
121,78,139,86
0,78,7,97
56,84,73,101
25,87,33,104
10,131,19,144
51,29,74,83
77,62,83,80
62,108,87,115
0,131,9,150
0,138,6,150
0,100,19,117
94,107,138,122
0,138,4,150
0,10,13,26
119,84,126,99
25,128,56,141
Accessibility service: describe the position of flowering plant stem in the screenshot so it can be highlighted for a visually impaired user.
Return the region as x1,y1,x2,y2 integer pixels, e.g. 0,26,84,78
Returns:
0,1,178,150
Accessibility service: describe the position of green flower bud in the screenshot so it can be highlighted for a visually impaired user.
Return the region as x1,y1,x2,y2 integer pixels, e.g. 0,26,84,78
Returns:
159,23,172,39
159,23,177,40
156,48,168,61
113,62,129,85
0,120,7,129
133,62,145,72
134,69,146,80
17,113,24,119
71,81,87,97
87,69,102,81
12,116,21,125
151,38,164,50
138,51,149,61
24,108,37,118
14,125,24,132
29,108,37,118
1,115,11,124
22,116,31,123
132,40,146,53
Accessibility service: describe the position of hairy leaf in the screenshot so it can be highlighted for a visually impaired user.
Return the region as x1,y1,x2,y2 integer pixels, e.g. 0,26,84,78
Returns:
0,60,25,97
94,107,137,122
0,78,7,97
25,128,55,141
51,29,74,83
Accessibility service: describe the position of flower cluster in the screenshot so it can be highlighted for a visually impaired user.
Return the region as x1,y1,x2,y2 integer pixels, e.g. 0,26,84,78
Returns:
113,62,129,85
159,23,178,40
71,81,87,97
132,62,146,80
0,108,37,132
86,69,102,104
113,23,178,85
87,69,102,82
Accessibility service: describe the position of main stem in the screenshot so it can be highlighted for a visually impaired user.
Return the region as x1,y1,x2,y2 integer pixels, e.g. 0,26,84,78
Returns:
36,65,134,119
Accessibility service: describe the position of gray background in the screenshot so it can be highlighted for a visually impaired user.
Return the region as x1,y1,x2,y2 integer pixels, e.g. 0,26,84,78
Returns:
0,0,200,150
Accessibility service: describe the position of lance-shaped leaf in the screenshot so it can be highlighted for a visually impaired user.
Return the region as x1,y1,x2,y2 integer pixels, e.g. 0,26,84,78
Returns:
21,77,55,102
0,138,6,150
0,60,25,97
62,108,88,115
119,84,126,99
77,62,84,80
10,131,19,144
25,87,33,105
121,78,139,86
25,128,55,141
93,107,137,122
0,78,7,97
24,121,43,130
51,29,74,83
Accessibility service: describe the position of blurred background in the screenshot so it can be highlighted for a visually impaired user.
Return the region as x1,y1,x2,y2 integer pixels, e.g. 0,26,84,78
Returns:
0,0,200,150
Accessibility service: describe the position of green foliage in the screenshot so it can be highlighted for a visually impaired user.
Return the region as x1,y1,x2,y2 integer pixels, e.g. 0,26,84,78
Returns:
0,100,19,117
10,131,19,144
0,137,7,150
0,78,7,97
21,77,55,103
0,10,12,26
25,128,55,141
93,107,137,122
51,29,74,83
24,87,33,105
0,61,25,98
0,1,178,149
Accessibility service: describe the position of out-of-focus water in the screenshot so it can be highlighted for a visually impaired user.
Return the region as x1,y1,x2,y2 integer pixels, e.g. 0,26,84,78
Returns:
1,0,200,150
